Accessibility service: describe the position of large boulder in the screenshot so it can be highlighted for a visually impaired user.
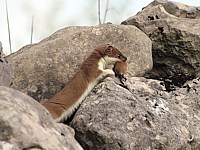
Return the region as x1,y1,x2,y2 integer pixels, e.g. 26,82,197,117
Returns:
0,42,13,86
71,77,200,149
7,24,152,101
146,0,200,19
0,86,83,150
122,0,200,81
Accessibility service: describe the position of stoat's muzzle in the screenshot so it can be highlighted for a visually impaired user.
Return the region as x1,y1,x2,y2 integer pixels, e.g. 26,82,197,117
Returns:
119,54,127,62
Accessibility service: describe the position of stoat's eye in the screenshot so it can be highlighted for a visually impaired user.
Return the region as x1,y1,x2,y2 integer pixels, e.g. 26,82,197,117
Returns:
117,54,121,58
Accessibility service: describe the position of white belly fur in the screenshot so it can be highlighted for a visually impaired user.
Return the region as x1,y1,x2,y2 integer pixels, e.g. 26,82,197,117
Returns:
56,79,99,122
57,59,107,122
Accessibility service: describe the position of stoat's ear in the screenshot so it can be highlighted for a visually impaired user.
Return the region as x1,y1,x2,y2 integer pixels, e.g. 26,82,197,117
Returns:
105,45,113,54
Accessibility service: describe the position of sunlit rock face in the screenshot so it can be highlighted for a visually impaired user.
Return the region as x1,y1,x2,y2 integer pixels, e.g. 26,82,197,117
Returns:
7,24,152,101
122,0,200,88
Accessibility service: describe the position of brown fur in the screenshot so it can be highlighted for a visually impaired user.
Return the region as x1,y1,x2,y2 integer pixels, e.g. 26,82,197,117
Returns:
113,61,128,83
42,44,126,122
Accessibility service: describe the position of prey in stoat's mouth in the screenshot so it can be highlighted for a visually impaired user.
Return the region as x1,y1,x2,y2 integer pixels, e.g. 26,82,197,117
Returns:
113,61,128,85
42,44,127,122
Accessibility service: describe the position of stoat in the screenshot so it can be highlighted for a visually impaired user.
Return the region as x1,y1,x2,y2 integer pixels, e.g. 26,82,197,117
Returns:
113,61,128,84
43,44,127,122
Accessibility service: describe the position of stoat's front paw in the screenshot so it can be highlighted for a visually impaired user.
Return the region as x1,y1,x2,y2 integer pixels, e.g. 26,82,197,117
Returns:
103,69,115,77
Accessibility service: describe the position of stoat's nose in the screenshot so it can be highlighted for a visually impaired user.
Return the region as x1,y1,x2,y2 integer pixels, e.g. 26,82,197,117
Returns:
122,56,127,62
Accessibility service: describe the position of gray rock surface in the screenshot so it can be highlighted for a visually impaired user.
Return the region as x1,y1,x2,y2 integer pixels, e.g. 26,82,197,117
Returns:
122,0,200,79
0,42,13,86
0,86,83,150
7,24,152,102
71,77,200,150
146,0,200,19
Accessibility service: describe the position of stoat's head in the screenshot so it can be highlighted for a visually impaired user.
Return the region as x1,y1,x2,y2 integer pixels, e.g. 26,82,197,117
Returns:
97,44,127,64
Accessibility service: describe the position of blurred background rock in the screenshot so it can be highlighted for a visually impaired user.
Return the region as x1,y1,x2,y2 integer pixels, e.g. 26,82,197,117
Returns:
0,0,200,54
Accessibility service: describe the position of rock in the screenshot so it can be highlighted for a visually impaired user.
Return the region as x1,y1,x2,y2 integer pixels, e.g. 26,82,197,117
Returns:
0,141,20,150
0,42,13,86
146,0,200,19
0,86,83,150
7,24,152,101
122,0,200,81
71,77,200,149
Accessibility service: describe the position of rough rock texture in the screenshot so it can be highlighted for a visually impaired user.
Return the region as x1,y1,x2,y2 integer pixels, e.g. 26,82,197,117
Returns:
146,0,200,19
122,0,200,80
0,86,83,150
0,42,13,86
7,24,152,102
71,77,200,150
